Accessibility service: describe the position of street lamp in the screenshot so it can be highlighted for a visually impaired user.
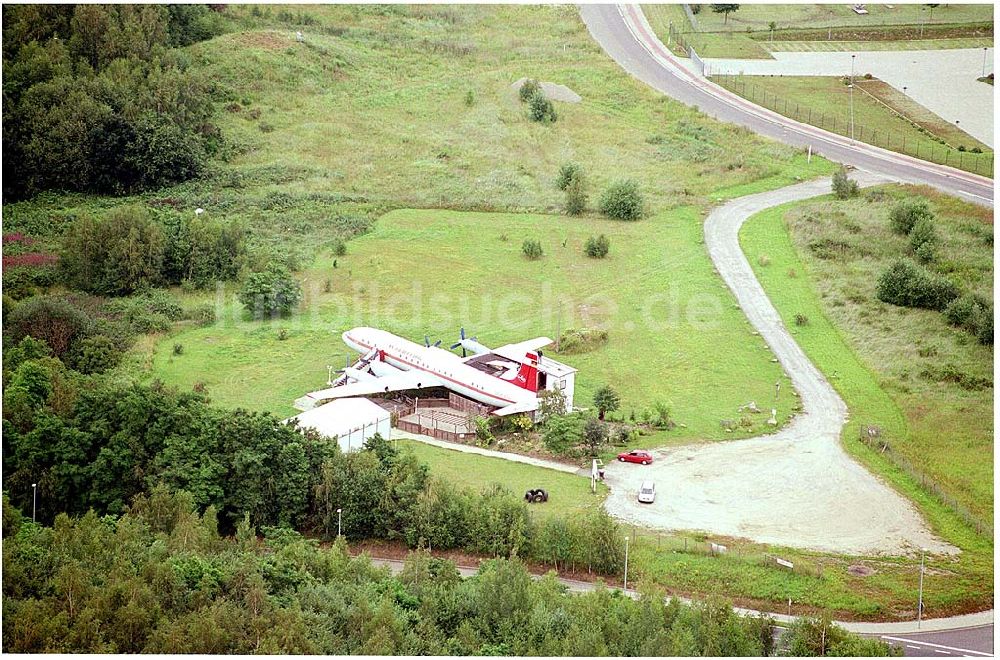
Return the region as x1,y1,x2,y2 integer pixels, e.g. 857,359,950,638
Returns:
326,365,334,386
623,535,630,592
917,548,926,628
983,47,989,78
31,483,37,523
849,54,856,141
337,508,343,537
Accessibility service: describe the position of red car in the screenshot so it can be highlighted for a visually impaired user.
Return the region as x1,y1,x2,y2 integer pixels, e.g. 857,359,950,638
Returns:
617,450,653,465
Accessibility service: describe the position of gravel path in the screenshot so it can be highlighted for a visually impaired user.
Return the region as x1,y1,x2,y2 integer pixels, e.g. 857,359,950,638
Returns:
391,428,587,475
602,174,957,556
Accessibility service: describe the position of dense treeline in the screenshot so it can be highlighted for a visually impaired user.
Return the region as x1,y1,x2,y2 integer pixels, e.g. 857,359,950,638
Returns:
2,4,229,200
1,492,895,655
2,340,626,573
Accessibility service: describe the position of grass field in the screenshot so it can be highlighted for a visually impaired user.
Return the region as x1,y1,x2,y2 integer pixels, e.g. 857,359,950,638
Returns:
398,439,605,520
645,4,993,59
147,206,804,440
688,4,993,33
768,36,993,52
713,75,993,176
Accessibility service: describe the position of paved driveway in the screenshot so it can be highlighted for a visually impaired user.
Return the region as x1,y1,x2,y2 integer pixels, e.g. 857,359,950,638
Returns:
703,49,994,147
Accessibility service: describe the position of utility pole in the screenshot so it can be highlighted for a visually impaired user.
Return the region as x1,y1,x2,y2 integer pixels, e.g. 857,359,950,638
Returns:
32,483,37,523
623,535,630,591
984,47,990,78
337,508,343,538
917,548,926,628
849,54,856,141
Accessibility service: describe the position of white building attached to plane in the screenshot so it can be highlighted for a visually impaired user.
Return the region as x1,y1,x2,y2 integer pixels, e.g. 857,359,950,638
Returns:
286,397,391,453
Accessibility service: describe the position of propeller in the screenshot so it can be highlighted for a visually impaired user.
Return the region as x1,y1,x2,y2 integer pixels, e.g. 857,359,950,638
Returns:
449,327,478,357
424,335,442,348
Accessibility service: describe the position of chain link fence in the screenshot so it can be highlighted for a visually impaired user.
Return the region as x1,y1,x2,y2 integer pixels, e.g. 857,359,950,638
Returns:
712,73,994,177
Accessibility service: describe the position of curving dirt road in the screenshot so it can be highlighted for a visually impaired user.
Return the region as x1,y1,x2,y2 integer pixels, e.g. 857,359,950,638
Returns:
602,174,956,556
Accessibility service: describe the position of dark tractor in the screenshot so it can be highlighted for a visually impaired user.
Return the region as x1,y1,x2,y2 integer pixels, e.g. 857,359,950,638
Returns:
524,488,548,503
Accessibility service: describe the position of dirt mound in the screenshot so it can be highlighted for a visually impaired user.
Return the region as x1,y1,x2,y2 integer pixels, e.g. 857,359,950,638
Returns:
511,77,582,103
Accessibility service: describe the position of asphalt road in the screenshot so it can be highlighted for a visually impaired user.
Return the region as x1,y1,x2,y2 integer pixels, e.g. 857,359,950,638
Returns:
579,4,993,208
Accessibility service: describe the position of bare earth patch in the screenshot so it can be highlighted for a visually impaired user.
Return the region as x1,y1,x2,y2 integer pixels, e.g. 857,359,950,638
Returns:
511,77,582,103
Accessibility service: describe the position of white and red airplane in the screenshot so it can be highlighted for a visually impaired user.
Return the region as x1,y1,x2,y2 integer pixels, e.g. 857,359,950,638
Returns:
301,327,553,416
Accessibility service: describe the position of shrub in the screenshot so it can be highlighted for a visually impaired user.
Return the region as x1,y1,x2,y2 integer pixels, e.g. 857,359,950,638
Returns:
69,335,121,374
794,313,809,326
584,234,610,258
185,303,217,326
599,179,645,221
537,388,568,419
543,413,585,453
173,343,184,356
528,91,556,123
464,89,475,106
518,78,541,102
831,168,860,199
556,327,608,354
331,238,347,257
522,239,543,260
909,215,937,258
944,294,994,345
888,198,934,235
875,259,958,311
4,295,94,358
238,265,303,318
565,172,588,216
556,162,582,191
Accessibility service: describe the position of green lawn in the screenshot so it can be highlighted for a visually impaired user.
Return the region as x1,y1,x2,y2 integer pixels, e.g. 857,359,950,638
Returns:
691,4,993,32
712,75,993,177
768,36,993,52
147,205,805,439
398,439,604,521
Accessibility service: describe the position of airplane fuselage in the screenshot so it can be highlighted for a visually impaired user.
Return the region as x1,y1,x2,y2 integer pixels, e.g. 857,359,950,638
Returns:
342,327,535,410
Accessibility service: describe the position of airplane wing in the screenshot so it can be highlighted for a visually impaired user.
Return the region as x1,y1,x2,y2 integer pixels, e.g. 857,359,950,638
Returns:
491,337,553,362
303,371,442,404
493,399,539,416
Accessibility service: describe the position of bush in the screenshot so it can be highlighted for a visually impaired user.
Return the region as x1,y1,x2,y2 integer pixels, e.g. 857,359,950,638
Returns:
522,239,543,260
944,294,994,345
543,413,585,453
555,327,608,354
518,78,541,103
4,295,94,358
583,418,607,455
794,313,809,326
875,259,958,311
565,172,588,216
599,179,645,221
68,334,121,374
238,265,303,318
888,198,934,235
527,91,556,123
909,215,937,256
185,303,217,326
556,162,582,191
584,234,610,258
831,168,860,199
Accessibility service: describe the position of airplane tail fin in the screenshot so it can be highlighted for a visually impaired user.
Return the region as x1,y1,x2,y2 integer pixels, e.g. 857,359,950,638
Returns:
512,352,540,392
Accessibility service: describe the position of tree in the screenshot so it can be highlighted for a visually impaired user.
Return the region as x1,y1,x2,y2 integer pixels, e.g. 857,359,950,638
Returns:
592,385,620,420
831,167,860,199
583,418,607,455
537,388,568,420
565,172,588,216
599,179,645,221
556,162,582,190
542,413,585,453
710,4,740,24
238,266,302,318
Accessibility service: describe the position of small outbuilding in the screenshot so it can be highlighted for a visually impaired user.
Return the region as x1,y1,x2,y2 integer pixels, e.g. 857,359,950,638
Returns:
286,397,390,453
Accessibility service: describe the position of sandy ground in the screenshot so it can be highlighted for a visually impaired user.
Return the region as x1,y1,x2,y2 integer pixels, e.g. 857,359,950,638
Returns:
701,49,994,147
603,174,957,557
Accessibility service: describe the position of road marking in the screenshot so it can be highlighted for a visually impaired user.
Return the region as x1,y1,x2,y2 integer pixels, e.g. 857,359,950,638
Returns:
880,636,993,657
934,651,952,655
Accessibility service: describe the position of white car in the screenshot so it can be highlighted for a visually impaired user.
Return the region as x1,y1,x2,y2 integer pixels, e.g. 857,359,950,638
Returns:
637,481,656,504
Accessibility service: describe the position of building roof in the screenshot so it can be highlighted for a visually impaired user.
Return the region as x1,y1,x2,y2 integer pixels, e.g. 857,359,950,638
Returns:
285,397,389,439
538,353,577,377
